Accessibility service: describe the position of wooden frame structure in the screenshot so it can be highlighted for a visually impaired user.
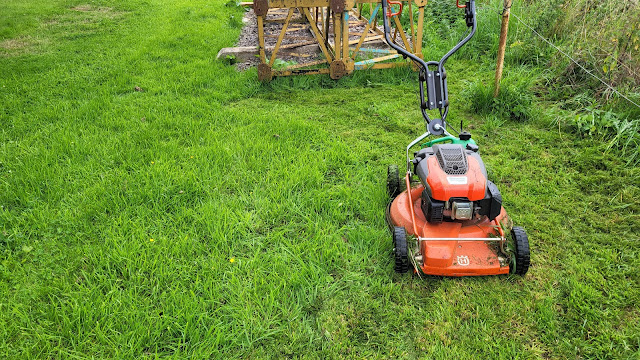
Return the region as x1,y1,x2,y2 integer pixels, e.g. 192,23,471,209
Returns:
248,0,426,81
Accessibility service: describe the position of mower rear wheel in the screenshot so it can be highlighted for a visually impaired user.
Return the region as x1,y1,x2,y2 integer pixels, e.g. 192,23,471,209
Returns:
386,165,404,198
511,226,530,276
393,226,409,273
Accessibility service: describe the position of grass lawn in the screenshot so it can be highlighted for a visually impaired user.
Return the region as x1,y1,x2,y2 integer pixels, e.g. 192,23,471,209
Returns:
1,0,639,358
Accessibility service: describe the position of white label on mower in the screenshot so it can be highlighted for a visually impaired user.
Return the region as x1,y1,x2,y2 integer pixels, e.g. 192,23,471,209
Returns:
457,256,470,266
447,176,468,185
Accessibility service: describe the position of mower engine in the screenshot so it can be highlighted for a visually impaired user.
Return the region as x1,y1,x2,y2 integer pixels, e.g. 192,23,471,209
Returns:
382,0,530,277
413,135,503,224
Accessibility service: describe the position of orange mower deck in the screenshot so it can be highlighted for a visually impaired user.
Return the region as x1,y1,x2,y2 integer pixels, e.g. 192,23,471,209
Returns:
389,185,511,276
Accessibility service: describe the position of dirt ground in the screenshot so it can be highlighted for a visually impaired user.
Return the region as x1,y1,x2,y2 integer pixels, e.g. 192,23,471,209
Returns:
234,8,413,71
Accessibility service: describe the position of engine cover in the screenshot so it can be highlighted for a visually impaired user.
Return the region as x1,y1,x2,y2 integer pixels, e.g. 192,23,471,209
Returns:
415,144,487,202
414,143,503,222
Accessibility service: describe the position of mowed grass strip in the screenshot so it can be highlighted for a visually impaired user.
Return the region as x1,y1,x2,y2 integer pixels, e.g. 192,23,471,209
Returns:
1,0,639,358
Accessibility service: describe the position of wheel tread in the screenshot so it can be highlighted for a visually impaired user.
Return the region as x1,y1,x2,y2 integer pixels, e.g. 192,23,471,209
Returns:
512,226,530,276
393,227,409,273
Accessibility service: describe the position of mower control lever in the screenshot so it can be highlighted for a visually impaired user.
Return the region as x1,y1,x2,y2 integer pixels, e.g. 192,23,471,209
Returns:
465,2,474,27
421,68,448,110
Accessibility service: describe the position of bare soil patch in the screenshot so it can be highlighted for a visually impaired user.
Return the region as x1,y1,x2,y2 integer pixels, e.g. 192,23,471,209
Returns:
71,4,114,13
233,8,411,71
0,37,41,57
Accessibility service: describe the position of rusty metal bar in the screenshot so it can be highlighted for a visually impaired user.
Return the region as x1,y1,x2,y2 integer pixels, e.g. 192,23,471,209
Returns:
243,0,424,80
274,68,331,76
409,0,415,52
269,8,296,66
392,14,411,52
334,12,342,59
351,4,380,59
301,7,334,61
257,15,267,62
283,59,328,69
416,5,424,55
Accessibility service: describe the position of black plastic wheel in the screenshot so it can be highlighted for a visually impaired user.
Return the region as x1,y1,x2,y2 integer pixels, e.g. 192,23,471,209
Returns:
393,226,409,273
387,165,401,198
510,226,530,276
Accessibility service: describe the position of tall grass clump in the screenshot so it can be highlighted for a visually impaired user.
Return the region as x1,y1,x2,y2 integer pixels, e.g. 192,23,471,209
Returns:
520,0,640,94
465,72,536,122
565,107,640,165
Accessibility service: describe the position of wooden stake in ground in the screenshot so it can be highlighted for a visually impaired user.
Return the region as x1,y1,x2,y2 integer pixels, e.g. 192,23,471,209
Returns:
494,0,512,97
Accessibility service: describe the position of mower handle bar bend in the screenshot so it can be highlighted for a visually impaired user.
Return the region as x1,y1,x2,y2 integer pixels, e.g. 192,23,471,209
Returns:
380,0,477,128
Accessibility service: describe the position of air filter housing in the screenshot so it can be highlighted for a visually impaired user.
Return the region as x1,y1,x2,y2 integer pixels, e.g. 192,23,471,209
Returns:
434,144,468,175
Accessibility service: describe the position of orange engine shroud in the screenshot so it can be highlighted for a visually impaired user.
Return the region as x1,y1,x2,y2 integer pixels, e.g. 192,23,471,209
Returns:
426,156,486,201
389,185,511,276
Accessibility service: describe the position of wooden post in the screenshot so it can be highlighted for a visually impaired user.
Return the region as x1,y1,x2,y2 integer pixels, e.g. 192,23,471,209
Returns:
494,0,512,97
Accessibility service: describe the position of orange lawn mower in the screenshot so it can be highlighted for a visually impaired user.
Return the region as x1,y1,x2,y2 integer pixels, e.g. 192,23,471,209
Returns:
382,0,530,276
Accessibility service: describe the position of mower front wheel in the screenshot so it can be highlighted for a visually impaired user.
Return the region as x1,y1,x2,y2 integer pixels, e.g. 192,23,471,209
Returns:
393,226,409,273
510,226,530,276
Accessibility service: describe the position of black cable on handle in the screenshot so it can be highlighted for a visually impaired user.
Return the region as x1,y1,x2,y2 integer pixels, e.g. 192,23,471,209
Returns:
381,0,477,129
438,0,476,72
381,0,432,125
380,0,428,70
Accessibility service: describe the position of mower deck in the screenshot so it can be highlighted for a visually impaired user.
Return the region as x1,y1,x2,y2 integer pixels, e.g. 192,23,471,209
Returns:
389,186,511,276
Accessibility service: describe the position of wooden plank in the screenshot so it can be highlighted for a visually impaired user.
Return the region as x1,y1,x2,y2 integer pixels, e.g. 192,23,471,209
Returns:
264,0,389,7
266,34,315,40
368,61,407,69
324,7,331,50
354,54,402,69
348,34,382,45
265,17,306,23
494,0,513,97
350,4,380,59
279,40,316,49
351,21,372,59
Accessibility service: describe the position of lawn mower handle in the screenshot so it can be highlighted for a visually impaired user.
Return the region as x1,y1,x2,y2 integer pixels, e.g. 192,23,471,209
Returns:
380,0,429,81
380,0,477,127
